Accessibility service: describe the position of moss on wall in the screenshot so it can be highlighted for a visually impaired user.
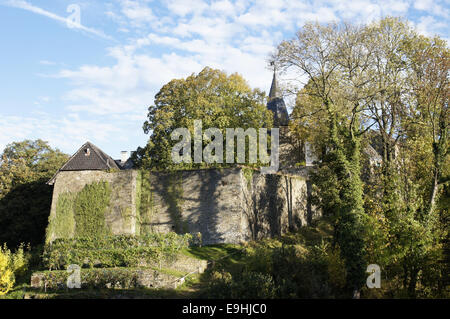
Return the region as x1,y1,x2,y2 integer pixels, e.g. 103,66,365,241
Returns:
242,167,254,191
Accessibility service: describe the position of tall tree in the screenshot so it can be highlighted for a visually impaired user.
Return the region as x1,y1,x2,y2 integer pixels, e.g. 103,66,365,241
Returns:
137,67,273,169
274,22,373,297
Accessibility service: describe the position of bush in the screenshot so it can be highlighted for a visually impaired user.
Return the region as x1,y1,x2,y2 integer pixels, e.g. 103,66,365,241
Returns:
203,271,276,299
0,244,29,295
43,233,192,270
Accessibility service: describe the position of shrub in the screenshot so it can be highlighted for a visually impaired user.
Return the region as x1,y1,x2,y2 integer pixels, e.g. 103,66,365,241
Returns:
42,233,192,270
0,244,29,295
203,271,276,299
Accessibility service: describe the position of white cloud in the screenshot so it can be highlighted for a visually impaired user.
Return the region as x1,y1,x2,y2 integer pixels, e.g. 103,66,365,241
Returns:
414,0,434,10
120,0,156,23
4,0,114,40
167,0,209,17
416,14,448,36
0,113,122,155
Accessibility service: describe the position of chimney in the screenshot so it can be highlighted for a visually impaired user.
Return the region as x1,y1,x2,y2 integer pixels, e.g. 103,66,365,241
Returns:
121,151,129,163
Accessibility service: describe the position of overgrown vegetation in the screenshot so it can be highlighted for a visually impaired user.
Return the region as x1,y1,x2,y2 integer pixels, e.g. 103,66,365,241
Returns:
195,220,339,298
0,140,68,248
45,193,75,243
136,170,154,235
74,181,112,238
274,17,449,298
42,233,192,270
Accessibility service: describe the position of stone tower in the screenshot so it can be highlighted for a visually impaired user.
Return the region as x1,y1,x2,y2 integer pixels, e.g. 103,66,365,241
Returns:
267,70,289,127
266,70,303,168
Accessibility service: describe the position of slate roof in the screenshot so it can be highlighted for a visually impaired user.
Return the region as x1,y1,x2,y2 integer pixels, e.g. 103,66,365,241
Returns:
267,71,289,127
47,141,123,185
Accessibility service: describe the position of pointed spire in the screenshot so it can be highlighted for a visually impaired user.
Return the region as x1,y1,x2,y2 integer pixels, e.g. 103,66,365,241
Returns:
269,70,280,99
266,67,289,127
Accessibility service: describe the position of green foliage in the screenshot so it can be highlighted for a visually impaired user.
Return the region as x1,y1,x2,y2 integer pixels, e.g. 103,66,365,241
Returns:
46,193,75,243
42,233,192,270
73,181,112,238
137,170,154,235
242,167,254,190
136,67,273,170
0,140,68,248
0,244,30,295
277,17,449,298
205,271,276,299
199,222,349,299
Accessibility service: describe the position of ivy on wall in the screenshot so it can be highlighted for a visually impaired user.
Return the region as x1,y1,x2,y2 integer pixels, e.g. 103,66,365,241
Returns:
135,170,187,235
45,192,75,243
74,181,112,238
137,171,155,235
135,170,142,236
46,180,113,242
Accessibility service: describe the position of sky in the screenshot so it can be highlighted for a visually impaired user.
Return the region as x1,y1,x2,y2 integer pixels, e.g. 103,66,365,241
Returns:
0,0,448,159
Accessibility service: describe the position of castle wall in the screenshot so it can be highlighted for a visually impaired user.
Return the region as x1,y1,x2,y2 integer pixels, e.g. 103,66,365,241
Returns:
48,170,138,242
143,168,250,245
48,167,319,245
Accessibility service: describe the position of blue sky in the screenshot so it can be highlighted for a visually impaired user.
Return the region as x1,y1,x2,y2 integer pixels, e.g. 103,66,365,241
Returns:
0,0,448,159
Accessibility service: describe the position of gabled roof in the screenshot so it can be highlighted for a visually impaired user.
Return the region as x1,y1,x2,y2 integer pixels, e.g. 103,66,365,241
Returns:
47,141,121,185
267,71,289,127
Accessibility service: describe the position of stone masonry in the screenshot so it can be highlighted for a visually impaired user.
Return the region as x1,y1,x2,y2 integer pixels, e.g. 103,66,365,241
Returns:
47,167,319,245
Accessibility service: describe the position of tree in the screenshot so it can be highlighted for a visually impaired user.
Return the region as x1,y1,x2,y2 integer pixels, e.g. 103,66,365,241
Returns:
406,35,449,216
136,67,273,170
274,21,372,297
0,140,68,248
278,17,449,297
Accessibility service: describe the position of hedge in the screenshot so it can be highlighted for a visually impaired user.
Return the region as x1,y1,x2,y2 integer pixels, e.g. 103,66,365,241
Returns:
43,233,192,270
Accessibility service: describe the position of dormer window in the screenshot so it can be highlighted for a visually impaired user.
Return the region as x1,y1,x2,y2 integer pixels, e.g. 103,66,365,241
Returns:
85,148,90,156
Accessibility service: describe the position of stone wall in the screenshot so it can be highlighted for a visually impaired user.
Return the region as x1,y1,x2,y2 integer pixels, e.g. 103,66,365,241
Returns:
48,170,138,242
142,168,250,245
31,268,182,290
48,167,319,245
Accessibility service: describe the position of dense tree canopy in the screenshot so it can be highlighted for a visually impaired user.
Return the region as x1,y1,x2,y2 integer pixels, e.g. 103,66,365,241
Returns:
275,17,449,298
0,140,68,248
135,67,273,169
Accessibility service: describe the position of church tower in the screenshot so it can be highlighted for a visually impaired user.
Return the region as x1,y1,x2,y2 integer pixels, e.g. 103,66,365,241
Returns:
266,69,300,168
266,70,289,127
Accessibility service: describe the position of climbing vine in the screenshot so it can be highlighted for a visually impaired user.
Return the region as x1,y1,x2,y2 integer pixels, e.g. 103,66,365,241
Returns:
138,170,155,235
46,192,75,243
73,181,112,238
